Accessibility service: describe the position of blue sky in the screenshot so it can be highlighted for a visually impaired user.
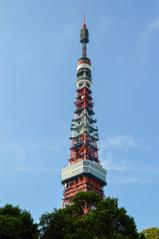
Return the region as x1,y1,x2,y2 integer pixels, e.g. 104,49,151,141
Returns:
0,0,159,231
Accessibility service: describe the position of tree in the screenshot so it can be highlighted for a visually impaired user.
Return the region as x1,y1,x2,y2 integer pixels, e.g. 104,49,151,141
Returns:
0,204,39,239
39,191,141,239
141,227,159,239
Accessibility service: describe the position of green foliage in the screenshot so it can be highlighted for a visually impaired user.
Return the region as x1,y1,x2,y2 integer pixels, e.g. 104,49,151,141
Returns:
141,227,159,239
39,191,140,239
0,204,39,239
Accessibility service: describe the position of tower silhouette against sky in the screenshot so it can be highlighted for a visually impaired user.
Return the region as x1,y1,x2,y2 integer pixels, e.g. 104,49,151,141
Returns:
61,19,107,207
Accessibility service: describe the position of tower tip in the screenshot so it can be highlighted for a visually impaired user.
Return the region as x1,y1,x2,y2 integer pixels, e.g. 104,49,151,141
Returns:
83,14,86,28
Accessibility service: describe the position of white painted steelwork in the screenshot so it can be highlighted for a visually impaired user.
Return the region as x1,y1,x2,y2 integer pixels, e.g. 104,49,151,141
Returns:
62,160,106,183
77,63,91,72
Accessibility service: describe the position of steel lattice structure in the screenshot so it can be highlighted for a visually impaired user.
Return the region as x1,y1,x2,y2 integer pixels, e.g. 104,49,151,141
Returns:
61,19,107,208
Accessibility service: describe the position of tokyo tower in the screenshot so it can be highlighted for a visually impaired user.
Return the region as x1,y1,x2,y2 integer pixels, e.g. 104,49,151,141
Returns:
61,19,107,207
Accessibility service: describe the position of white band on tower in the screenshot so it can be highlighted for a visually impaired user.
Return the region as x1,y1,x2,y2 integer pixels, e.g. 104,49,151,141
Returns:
77,63,91,72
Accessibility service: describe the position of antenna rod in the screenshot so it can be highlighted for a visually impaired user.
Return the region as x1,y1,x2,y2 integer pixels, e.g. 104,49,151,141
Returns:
80,16,89,57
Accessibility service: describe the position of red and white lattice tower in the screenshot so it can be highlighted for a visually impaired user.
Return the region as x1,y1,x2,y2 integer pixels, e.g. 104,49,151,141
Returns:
61,19,107,207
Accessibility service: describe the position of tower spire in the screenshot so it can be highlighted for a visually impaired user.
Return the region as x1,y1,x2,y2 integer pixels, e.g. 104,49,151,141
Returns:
80,16,89,57
83,14,86,27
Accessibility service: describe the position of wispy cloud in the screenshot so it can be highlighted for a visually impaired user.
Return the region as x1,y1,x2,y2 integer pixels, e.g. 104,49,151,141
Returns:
143,19,159,43
1,135,158,184
0,138,67,173
100,134,151,152
96,18,113,37
99,135,159,184
57,23,77,43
